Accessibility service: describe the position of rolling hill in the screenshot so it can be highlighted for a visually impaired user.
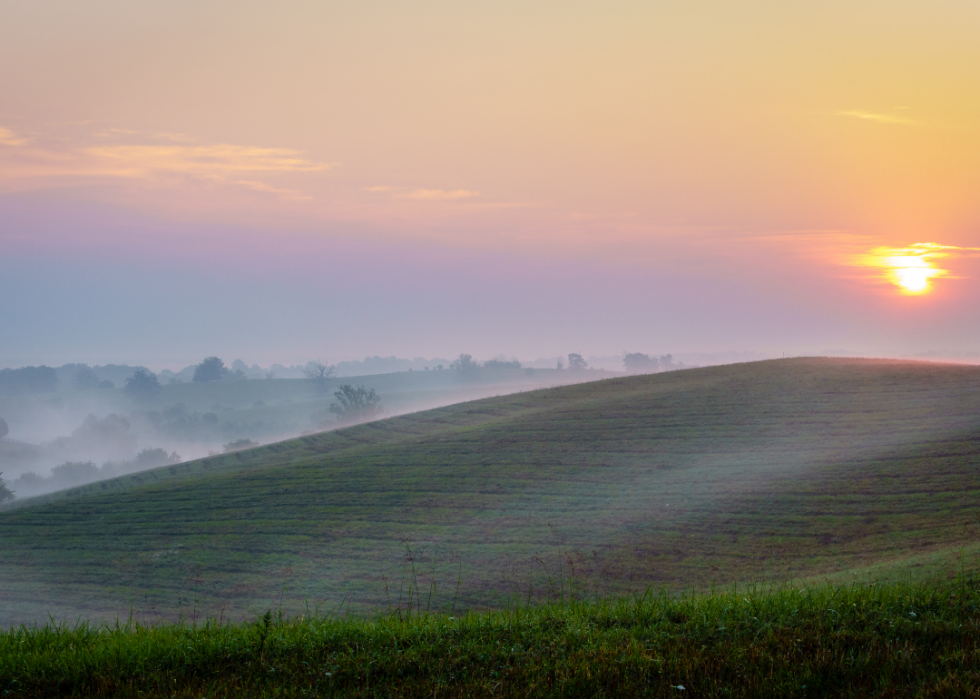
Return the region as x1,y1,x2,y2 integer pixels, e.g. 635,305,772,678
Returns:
2,357,979,627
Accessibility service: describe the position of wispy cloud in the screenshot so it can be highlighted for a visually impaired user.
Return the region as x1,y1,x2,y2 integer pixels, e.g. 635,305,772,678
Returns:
81,144,333,177
400,189,480,200
0,126,28,146
0,126,333,203
365,186,481,201
236,179,314,200
97,128,138,137
152,133,196,142
836,111,918,126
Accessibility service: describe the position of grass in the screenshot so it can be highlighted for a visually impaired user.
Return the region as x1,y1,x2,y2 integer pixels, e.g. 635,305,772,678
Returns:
3,573,980,697
2,358,980,627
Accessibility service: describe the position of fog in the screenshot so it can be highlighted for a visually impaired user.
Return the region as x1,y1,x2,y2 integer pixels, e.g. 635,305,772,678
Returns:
1,352,690,500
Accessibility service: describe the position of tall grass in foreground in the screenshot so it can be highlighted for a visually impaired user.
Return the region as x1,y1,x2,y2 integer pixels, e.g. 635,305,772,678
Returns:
3,576,980,698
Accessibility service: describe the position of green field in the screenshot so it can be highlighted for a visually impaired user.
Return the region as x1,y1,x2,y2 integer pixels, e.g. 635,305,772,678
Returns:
2,358,980,628
4,575,980,697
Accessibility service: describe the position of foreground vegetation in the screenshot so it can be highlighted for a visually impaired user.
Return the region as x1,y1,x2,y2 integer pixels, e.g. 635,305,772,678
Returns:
3,573,980,698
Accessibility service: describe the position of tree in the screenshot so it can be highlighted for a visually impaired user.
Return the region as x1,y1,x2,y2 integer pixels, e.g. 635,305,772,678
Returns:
0,366,58,396
303,360,336,393
0,472,13,504
74,366,101,390
329,385,383,423
623,352,659,373
484,359,522,370
133,448,181,468
567,353,588,371
193,357,227,383
0,417,8,440
450,354,481,382
50,461,99,487
124,369,162,402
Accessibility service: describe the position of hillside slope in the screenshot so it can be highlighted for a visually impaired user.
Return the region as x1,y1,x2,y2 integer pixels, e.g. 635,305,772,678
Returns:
2,358,979,626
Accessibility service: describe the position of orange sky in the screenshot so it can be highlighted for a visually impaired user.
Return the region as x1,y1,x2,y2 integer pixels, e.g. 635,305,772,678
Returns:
1,1,979,364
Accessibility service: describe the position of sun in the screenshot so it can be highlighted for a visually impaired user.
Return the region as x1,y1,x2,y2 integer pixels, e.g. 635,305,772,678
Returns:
858,243,956,295
892,267,932,293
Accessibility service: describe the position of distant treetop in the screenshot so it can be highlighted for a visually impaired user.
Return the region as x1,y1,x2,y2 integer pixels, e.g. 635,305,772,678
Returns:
0,366,58,396
193,357,227,383
450,354,481,381
483,359,522,370
74,366,101,390
623,353,659,373
124,369,162,402
303,360,335,393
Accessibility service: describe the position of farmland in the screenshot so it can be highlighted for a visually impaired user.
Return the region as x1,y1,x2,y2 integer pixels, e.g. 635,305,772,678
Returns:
1,358,980,629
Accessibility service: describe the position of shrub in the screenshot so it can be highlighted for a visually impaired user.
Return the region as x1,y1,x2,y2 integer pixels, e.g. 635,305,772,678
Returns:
0,472,13,504
329,385,383,423
223,439,258,453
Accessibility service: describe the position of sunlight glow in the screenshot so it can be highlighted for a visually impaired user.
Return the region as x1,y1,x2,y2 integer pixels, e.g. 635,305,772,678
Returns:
858,243,957,295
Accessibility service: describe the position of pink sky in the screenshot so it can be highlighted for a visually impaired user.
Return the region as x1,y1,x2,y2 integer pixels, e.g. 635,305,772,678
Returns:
2,1,979,368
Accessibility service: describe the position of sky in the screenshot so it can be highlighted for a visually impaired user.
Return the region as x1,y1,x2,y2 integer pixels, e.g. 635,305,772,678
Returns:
2,0,979,369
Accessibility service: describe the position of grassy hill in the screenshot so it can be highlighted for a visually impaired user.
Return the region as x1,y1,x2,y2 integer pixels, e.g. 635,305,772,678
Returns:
2,358,979,627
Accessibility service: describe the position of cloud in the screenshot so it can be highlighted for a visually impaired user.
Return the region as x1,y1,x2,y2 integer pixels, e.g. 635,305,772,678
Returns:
152,133,196,142
97,128,138,137
81,144,333,177
401,189,480,200
236,179,314,200
0,126,333,207
365,186,481,200
0,126,28,146
836,111,918,126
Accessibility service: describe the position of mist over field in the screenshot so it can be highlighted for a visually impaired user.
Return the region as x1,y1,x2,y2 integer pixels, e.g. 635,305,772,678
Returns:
2,351,678,498
3,343,977,503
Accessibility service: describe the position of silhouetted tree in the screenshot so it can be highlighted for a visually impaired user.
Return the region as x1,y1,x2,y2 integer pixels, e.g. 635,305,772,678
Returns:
556,358,564,370
0,472,13,504
329,385,383,423
0,418,7,440
193,357,227,383
125,369,162,402
567,353,588,371
660,354,674,371
450,354,481,382
303,360,336,393
623,352,659,373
